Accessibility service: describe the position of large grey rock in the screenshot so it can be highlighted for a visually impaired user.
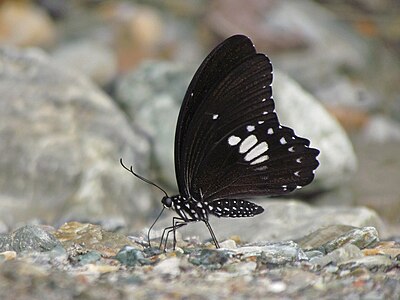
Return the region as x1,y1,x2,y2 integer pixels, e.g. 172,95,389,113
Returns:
154,199,386,244
0,225,61,253
52,40,117,87
0,47,150,226
116,61,192,188
116,61,356,192
274,72,357,191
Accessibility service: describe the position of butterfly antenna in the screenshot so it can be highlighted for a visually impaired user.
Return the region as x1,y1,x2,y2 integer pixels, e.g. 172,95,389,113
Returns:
119,158,168,197
147,207,165,248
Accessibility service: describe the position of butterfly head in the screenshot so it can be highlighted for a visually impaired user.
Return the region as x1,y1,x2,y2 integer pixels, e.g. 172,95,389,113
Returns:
161,196,173,208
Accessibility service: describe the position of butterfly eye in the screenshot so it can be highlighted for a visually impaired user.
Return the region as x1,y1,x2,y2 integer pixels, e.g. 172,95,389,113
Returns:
161,196,172,208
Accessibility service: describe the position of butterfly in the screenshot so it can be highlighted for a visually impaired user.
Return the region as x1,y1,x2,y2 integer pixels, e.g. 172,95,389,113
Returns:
121,34,319,250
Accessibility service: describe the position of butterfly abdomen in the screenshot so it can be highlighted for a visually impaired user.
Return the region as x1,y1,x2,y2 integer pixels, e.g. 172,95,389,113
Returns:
209,199,264,218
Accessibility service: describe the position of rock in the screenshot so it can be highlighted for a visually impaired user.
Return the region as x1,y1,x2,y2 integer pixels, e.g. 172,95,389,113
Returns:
54,222,141,258
273,72,357,191
339,255,393,272
115,246,149,267
310,244,363,268
75,251,102,265
11,225,61,253
0,251,16,262
115,61,192,188
153,257,181,277
0,234,13,252
157,200,385,244
0,225,60,253
243,241,307,265
219,239,237,249
297,224,356,251
0,1,56,47
323,227,379,253
297,225,380,253
363,115,400,143
0,47,150,227
189,249,231,268
52,40,117,87
362,241,400,259
115,60,356,193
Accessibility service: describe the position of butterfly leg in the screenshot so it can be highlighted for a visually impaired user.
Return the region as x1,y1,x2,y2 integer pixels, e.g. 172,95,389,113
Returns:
204,220,220,249
160,217,187,251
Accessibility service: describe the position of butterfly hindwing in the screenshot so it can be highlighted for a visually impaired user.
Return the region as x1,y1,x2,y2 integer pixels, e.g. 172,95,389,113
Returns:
174,35,319,203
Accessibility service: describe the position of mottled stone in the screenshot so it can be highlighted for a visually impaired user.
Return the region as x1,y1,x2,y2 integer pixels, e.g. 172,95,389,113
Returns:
76,251,102,265
162,200,386,244
115,246,149,267
323,227,379,253
310,244,363,268
297,224,356,251
0,233,12,252
339,255,393,272
11,225,61,253
219,239,237,249
153,257,181,277
189,249,231,268
54,222,141,257
0,251,16,262
0,47,150,226
52,40,117,87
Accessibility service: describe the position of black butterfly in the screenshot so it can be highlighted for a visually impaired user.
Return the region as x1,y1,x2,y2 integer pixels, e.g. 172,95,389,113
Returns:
121,34,319,249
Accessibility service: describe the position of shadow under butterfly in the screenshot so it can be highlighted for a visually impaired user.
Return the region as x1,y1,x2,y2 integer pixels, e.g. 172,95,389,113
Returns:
121,34,320,250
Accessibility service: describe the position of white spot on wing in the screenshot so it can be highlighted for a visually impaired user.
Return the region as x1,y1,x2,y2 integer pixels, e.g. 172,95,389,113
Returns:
288,146,295,152
244,142,269,161
239,135,258,153
228,135,241,146
212,114,219,120
280,137,287,145
250,155,269,165
246,125,255,132
267,128,274,135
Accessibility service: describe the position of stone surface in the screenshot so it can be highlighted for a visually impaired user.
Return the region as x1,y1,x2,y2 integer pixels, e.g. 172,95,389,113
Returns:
0,222,398,299
0,47,150,227
156,200,386,244
52,40,117,87
0,1,56,47
273,71,357,191
0,225,60,253
54,222,141,257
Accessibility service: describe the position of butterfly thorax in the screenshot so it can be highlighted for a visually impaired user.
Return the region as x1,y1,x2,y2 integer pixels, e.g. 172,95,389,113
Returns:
162,195,209,222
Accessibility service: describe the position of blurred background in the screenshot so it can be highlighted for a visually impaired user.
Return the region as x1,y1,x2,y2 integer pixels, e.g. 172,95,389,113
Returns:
0,0,399,240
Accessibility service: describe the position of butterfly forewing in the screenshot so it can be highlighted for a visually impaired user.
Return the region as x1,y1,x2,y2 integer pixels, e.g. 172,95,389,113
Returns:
175,35,319,204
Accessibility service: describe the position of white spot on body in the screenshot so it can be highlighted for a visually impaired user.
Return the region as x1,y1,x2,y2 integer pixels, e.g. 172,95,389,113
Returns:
228,135,241,146
212,114,219,120
244,142,269,161
267,128,274,135
239,135,258,153
280,137,287,145
246,125,255,132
